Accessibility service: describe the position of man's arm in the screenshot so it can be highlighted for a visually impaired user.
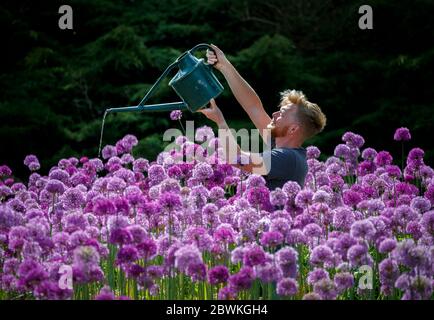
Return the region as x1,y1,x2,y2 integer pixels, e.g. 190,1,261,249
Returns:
207,44,272,138
200,99,268,175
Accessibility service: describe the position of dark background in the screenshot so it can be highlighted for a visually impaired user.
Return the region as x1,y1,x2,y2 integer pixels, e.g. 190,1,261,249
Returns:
1,0,433,180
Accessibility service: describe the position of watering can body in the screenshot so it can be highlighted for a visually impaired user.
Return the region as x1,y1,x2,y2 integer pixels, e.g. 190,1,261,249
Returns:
106,44,223,114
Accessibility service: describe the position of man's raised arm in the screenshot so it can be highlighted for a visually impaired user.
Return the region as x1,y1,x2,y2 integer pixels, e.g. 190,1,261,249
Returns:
206,44,272,137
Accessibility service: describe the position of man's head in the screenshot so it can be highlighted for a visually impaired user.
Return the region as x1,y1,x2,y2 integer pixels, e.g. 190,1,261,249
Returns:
267,89,326,141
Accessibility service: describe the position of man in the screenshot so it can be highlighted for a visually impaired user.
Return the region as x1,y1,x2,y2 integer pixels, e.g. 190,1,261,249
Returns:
200,44,326,190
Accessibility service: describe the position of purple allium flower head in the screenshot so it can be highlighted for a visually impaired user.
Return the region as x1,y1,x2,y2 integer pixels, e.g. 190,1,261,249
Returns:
410,196,431,213
95,286,116,300
192,162,213,180
334,144,351,159
378,238,397,254
116,245,139,264
334,272,354,293
260,231,284,247
61,187,85,210
394,127,411,141
246,174,266,189
350,219,376,240
276,278,298,296
286,229,307,245
228,266,255,291
218,286,237,300
302,292,322,300
92,197,116,216
101,145,118,160
174,244,202,272
306,146,321,159
310,245,334,266
332,206,355,231
256,263,283,283
208,265,230,285
314,278,337,300
214,223,236,244
347,244,369,267
159,192,181,211
0,165,12,177
246,186,270,208
375,151,393,167
307,268,330,285
276,247,298,278
148,164,167,185
270,188,288,207
170,110,182,121
73,245,100,266
420,210,434,235
282,181,301,198
109,228,133,245
243,244,267,267
343,132,365,148
294,190,313,209
361,148,377,161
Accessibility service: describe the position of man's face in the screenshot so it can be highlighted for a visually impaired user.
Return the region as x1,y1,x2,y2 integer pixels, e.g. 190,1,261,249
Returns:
267,103,300,138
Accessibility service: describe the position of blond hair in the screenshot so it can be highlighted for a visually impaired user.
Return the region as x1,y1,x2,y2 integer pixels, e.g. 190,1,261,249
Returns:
279,89,326,139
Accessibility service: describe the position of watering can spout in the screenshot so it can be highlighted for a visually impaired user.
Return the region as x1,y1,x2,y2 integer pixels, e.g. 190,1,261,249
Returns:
106,102,188,114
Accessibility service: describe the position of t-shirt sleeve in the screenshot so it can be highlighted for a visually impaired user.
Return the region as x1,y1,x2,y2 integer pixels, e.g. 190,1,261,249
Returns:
262,149,296,179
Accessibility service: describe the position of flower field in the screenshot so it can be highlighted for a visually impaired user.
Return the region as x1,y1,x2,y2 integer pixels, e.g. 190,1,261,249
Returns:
0,127,433,300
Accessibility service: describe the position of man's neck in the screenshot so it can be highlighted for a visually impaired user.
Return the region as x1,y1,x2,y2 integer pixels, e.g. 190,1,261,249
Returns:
275,136,303,149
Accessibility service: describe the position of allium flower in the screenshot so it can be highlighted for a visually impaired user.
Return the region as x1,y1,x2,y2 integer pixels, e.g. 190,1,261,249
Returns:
276,247,298,278
214,223,236,244
302,292,321,300
306,146,321,159
93,197,116,216
375,151,393,166
307,268,329,285
174,244,202,272
260,231,284,248
350,219,376,240
192,162,213,180
243,245,266,267
218,286,237,300
228,266,255,291
310,245,334,266
61,187,85,210
208,265,230,285
101,145,118,159
334,272,354,293
170,110,182,121
159,192,181,211
117,245,139,264
314,278,337,300
270,188,288,207
95,286,115,300
276,278,298,296
343,132,365,148
378,238,397,254
332,206,355,231
294,190,313,209
361,148,377,161
334,144,351,159
394,127,411,141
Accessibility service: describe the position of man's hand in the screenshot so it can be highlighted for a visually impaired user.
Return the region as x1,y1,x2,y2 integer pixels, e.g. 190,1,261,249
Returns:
206,44,231,71
199,99,225,125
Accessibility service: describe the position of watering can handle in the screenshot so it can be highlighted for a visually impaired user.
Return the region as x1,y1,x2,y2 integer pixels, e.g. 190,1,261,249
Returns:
189,43,215,66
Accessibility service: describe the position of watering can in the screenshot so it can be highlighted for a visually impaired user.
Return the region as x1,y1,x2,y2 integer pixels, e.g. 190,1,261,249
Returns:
105,43,224,114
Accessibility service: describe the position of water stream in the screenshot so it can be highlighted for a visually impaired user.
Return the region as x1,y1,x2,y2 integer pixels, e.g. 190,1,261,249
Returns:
98,110,108,158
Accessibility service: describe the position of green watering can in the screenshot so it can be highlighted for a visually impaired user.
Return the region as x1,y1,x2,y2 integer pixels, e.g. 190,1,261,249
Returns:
105,43,224,114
